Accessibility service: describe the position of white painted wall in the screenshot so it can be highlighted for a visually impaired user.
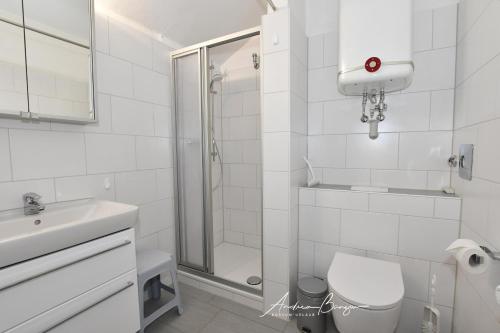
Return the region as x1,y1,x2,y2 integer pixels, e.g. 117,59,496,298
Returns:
0,1,177,255
305,0,457,190
96,0,264,46
452,0,500,332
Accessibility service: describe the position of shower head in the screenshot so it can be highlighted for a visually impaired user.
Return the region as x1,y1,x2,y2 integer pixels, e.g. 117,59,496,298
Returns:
212,73,224,82
209,73,224,94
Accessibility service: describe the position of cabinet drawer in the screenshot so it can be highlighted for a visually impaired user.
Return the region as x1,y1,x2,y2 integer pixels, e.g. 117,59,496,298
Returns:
0,229,136,332
7,270,140,333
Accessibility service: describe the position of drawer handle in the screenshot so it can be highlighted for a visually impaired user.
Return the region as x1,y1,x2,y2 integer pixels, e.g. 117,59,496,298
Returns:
43,281,135,332
0,239,132,291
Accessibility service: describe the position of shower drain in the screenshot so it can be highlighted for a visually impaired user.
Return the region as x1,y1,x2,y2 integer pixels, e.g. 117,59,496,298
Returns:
246,276,262,286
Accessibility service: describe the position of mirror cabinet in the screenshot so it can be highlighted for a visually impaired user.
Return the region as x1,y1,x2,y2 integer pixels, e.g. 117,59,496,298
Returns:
0,0,96,123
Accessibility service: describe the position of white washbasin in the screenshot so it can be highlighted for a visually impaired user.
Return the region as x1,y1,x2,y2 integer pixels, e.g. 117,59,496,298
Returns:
0,200,138,269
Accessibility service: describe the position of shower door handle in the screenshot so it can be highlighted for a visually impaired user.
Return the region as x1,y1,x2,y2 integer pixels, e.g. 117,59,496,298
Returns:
210,138,218,162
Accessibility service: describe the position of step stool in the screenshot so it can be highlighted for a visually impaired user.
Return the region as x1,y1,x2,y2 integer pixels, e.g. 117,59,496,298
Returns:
136,250,183,333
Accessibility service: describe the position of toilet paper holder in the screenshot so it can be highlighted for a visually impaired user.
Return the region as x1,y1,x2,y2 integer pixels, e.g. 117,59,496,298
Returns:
480,246,500,261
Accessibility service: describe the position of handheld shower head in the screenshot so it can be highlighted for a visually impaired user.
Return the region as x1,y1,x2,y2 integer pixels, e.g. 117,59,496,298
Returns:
212,73,224,82
209,73,224,94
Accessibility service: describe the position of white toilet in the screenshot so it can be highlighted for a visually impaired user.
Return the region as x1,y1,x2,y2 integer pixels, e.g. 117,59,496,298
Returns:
327,252,404,333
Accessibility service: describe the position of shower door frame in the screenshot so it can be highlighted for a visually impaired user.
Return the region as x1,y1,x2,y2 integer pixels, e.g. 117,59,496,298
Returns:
171,26,262,295
171,47,209,273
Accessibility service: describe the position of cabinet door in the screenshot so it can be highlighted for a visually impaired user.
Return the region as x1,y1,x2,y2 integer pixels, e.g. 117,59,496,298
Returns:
0,229,136,332
24,29,93,120
0,0,96,123
22,0,94,122
23,0,90,46
0,20,29,116
48,272,140,333
7,270,140,333
0,0,28,117
0,0,23,25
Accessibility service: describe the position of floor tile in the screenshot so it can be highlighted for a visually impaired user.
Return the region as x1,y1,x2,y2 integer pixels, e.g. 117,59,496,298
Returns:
177,282,215,303
209,296,287,331
145,282,340,333
201,310,281,333
285,316,339,333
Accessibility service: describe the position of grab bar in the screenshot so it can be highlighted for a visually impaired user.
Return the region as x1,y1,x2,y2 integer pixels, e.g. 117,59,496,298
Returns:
0,239,132,291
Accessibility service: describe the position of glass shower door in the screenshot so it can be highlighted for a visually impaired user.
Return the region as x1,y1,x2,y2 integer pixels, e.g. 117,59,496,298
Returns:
171,28,262,295
173,50,207,271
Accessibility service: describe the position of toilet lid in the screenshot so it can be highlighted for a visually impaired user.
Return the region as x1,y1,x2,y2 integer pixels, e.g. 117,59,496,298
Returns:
327,252,404,310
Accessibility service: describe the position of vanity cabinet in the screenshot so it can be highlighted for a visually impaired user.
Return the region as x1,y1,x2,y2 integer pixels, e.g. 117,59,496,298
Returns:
0,229,140,333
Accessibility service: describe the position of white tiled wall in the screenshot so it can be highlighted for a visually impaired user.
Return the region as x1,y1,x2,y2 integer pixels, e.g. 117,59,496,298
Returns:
0,2,177,255
298,187,461,333
210,36,262,250
452,0,500,332
305,0,457,191
262,2,308,317
262,8,293,316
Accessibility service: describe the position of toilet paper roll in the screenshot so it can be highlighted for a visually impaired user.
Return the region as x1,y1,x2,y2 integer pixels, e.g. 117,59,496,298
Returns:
446,239,489,275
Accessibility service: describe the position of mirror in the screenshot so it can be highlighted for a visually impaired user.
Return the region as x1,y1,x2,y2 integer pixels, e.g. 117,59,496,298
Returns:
0,0,95,123
23,0,91,46
0,21,29,116
25,30,92,120
0,0,23,25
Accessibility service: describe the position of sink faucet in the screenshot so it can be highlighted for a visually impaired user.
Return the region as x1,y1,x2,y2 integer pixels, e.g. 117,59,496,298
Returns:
23,192,45,215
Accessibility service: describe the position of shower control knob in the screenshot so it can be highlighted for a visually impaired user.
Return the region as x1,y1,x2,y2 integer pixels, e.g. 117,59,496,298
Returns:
377,114,385,121
360,114,369,123
365,57,381,72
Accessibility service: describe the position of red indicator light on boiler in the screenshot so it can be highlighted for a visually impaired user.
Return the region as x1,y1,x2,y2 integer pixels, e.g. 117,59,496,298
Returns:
365,57,381,72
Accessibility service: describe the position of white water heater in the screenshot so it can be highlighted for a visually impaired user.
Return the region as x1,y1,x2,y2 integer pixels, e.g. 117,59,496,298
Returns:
337,0,414,139
338,0,414,95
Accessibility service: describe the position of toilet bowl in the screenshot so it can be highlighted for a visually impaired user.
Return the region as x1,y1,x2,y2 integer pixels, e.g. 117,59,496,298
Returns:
327,252,404,333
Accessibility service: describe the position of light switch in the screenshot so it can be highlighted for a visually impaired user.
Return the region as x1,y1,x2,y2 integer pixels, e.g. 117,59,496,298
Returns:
496,285,500,305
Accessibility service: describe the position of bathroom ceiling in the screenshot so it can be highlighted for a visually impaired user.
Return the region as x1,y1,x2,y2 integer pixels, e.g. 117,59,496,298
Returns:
96,0,266,47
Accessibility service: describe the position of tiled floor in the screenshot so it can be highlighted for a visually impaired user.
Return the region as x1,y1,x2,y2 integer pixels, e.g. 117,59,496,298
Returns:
213,242,262,290
145,283,339,333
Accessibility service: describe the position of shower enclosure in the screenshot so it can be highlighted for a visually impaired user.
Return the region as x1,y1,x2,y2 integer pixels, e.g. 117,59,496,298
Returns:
171,27,262,294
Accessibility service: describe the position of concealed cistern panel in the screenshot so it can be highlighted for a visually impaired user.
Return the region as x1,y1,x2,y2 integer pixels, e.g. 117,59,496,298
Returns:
338,0,414,96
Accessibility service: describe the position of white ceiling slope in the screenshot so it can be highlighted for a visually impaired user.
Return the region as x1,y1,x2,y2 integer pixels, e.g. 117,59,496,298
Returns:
97,0,266,47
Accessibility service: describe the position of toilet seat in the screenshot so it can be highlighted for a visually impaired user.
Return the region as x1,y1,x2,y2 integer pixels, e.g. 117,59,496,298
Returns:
327,252,404,310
